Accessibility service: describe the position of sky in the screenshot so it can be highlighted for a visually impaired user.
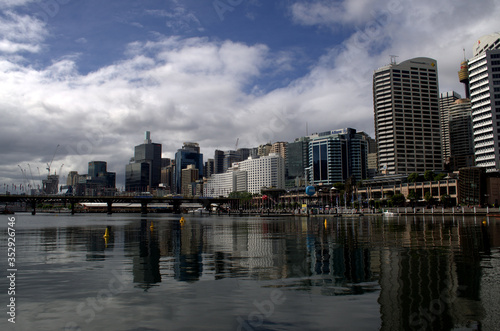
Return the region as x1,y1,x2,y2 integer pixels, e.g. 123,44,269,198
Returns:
1,0,499,191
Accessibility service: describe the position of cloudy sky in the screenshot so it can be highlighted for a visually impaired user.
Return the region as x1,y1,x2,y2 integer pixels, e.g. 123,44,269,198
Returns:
1,0,499,190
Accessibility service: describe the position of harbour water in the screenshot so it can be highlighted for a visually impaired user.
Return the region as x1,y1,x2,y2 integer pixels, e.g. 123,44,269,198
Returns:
1,213,499,330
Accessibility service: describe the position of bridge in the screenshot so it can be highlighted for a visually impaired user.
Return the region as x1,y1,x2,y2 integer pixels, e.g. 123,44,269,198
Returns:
0,195,237,215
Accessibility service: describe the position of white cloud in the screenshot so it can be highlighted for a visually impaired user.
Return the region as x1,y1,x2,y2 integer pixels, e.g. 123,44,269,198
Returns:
0,10,47,54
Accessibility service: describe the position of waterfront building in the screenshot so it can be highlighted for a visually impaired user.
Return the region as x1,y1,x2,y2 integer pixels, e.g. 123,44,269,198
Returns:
181,164,199,197
235,153,285,194
125,131,162,192
373,57,441,175
468,32,500,172
447,99,475,171
358,132,377,178
439,91,461,166
72,161,116,196
286,137,309,186
204,167,247,197
160,161,175,193
175,142,203,194
307,128,368,186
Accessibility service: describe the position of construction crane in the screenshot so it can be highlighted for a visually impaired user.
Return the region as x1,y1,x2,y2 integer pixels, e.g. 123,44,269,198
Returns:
17,165,30,193
46,144,60,175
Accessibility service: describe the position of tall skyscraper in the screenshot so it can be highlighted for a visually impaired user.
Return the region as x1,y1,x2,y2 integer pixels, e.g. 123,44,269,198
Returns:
373,57,441,175
126,131,162,192
286,137,309,183
439,91,461,166
468,32,500,172
174,142,203,194
214,150,225,174
448,99,474,170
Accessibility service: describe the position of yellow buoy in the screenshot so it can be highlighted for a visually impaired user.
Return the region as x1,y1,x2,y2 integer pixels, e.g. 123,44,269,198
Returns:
103,227,110,238
324,219,327,228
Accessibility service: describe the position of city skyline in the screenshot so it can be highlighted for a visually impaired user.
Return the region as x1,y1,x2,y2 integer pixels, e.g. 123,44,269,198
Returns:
1,1,499,189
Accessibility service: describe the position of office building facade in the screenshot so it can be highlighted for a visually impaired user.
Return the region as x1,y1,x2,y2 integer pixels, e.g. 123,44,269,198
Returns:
175,142,203,194
125,131,162,192
468,33,500,172
307,128,368,185
373,57,441,175
439,91,461,165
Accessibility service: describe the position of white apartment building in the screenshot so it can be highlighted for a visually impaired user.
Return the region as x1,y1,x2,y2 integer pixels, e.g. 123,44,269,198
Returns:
204,168,247,197
468,32,500,172
235,154,285,194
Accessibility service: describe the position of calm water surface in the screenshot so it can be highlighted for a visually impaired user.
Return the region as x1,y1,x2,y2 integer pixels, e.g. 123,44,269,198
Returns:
1,213,499,330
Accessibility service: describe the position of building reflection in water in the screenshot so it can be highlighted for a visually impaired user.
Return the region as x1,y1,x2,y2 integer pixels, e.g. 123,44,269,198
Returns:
115,215,497,330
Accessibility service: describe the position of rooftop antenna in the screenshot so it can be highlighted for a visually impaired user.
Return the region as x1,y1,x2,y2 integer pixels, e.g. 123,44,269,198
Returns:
390,55,398,65
306,122,308,136
463,48,466,61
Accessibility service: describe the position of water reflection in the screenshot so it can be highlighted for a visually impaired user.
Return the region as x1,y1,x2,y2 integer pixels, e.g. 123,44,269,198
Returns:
12,214,500,330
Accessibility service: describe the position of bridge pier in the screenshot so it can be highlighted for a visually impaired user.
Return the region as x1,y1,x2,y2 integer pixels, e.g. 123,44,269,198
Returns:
141,202,148,216
172,201,182,214
107,202,113,215
31,200,37,215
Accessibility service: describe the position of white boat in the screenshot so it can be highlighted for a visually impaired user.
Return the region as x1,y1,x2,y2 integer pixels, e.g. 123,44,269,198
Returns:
383,210,396,217
189,208,210,214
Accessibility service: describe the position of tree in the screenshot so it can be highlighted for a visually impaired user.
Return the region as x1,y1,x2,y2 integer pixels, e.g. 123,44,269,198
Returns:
424,170,435,181
434,173,446,181
407,191,417,206
424,191,433,204
390,193,406,207
408,173,419,183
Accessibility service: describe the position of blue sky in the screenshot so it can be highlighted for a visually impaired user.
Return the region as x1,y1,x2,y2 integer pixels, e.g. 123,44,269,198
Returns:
1,0,499,190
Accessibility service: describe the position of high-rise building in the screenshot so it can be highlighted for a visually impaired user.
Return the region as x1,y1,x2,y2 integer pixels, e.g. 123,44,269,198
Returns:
286,137,309,184
270,142,287,160
468,32,500,172
181,164,199,197
223,150,241,173
126,131,162,192
257,143,272,156
373,57,441,175
448,99,474,171
235,154,285,194
439,91,461,166
175,142,203,194
204,158,214,178
214,150,225,174
357,132,377,178
307,128,368,185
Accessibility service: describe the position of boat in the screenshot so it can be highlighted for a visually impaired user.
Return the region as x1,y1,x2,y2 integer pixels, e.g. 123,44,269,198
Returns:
189,208,210,214
383,210,396,217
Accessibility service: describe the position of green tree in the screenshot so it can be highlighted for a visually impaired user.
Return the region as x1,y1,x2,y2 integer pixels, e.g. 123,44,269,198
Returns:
408,173,419,183
390,193,406,207
424,191,433,203
407,191,417,206
424,170,435,181
434,173,446,181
